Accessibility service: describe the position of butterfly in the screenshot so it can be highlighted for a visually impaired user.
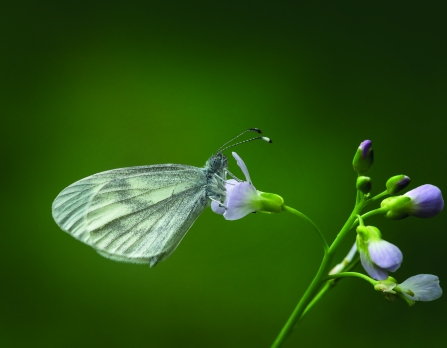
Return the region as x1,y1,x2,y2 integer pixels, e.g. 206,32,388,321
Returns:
52,128,270,267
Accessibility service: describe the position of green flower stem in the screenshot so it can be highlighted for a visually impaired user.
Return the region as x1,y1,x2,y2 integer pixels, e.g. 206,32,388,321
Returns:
299,256,360,321
326,272,377,286
300,282,332,318
329,203,365,254
283,205,329,254
355,189,360,203
349,207,388,230
271,250,334,348
271,199,365,348
357,214,365,226
367,190,388,204
361,207,388,219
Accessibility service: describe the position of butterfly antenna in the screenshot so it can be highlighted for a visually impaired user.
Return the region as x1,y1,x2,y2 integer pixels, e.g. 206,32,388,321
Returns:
219,136,272,152
217,128,262,152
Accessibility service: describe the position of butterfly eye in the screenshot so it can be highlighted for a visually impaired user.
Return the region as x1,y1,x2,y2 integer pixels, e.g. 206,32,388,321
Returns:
210,156,223,170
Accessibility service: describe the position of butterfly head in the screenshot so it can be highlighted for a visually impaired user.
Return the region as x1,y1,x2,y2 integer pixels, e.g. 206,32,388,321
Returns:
207,152,228,172
208,128,271,173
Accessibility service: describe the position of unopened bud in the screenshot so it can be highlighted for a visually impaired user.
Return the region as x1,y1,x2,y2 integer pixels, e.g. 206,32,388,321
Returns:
352,140,374,174
356,176,372,194
386,175,411,195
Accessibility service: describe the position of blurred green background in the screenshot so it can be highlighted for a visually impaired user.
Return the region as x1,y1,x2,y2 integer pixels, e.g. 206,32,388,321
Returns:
2,1,447,347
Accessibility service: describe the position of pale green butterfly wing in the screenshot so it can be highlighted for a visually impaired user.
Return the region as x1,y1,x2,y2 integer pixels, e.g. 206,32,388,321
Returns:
52,164,208,267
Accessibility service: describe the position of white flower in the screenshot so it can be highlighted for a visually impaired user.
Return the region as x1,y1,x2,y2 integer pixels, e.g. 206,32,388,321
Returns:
212,152,283,220
397,274,443,301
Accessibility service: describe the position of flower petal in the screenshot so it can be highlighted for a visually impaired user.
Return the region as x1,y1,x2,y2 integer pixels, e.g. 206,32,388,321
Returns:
232,152,251,183
211,201,225,215
224,182,261,220
404,184,444,218
399,274,443,301
368,240,402,272
211,179,239,215
360,249,388,280
224,179,239,193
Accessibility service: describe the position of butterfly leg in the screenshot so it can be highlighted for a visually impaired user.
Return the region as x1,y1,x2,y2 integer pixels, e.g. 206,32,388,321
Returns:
225,169,243,182
214,173,227,182
209,196,226,208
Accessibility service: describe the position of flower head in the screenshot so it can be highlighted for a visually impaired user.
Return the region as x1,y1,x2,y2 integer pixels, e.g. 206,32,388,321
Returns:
353,140,374,174
397,274,443,302
356,225,403,280
382,184,444,219
375,275,442,304
211,152,284,220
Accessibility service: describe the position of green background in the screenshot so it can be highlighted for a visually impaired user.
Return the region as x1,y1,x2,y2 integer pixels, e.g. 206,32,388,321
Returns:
2,2,447,347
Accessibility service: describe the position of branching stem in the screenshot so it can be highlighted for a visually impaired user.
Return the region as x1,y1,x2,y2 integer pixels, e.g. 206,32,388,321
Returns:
271,194,365,348
284,205,329,254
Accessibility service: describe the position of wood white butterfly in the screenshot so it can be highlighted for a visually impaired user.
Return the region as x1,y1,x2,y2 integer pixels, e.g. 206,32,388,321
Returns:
52,129,268,267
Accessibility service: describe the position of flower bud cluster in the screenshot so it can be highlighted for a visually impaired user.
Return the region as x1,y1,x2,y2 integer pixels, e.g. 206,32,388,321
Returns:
350,140,443,304
213,138,444,310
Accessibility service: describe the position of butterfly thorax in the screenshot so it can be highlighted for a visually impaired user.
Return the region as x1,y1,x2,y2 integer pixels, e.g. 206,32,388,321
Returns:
204,152,228,203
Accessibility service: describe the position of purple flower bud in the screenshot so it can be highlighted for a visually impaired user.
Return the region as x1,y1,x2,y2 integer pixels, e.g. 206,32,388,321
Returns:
356,225,402,280
384,184,444,218
398,274,442,301
386,175,411,195
359,251,389,280
368,240,402,272
352,140,374,174
360,140,372,159
403,184,444,218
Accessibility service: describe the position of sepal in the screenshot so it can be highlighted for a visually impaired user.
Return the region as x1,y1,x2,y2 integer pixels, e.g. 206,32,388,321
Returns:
381,196,411,220
374,277,398,294
259,192,284,213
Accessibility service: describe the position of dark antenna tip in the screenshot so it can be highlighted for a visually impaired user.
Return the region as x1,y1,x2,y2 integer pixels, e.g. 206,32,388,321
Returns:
219,136,272,152
249,128,262,134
